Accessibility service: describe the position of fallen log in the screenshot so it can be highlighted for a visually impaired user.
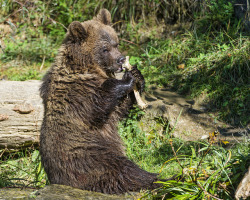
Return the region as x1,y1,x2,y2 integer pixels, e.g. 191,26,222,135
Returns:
0,80,43,151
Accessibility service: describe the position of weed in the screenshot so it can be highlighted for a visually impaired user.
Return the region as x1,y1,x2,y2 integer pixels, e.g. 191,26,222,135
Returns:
0,148,47,188
118,108,249,199
140,139,249,200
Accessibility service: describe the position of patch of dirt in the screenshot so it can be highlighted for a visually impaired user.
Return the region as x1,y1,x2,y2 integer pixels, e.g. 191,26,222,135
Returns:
142,85,249,142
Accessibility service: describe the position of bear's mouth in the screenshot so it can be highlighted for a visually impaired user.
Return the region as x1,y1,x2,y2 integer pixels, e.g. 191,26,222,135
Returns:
115,65,123,73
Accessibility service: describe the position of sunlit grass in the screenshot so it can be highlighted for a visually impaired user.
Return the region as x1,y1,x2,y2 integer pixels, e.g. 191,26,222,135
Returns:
118,109,249,199
0,149,47,188
0,61,49,81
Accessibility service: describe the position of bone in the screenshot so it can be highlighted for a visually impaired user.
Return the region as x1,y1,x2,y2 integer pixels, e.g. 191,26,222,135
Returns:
122,56,148,109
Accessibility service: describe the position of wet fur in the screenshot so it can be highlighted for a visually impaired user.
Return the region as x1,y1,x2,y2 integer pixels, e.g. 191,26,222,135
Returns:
40,9,158,194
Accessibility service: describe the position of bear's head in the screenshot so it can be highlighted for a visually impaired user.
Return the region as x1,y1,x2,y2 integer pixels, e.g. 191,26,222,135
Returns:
66,9,125,74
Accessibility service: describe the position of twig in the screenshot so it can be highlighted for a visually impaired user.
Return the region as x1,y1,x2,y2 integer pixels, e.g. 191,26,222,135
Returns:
197,181,223,200
47,17,68,31
40,56,46,71
169,139,183,169
111,20,125,27
197,143,211,170
0,147,8,159
121,38,140,47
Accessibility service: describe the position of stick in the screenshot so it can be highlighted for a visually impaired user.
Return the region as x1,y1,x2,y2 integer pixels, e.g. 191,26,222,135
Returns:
122,56,148,109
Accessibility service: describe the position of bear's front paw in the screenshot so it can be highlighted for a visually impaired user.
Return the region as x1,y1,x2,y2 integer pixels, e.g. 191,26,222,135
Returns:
122,71,135,86
130,66,145,93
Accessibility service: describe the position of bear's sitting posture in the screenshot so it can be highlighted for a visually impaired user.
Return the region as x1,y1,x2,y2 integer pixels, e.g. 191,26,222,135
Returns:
40,9,158,194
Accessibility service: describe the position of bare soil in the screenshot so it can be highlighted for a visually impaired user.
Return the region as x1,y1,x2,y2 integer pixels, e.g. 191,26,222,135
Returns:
142,85,249,142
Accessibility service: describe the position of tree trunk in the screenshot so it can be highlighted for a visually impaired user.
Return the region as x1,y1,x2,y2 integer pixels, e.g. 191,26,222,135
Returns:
0,80,43,151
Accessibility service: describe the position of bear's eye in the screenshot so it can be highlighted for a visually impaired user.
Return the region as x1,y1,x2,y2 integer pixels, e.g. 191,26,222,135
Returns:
103,49,109,53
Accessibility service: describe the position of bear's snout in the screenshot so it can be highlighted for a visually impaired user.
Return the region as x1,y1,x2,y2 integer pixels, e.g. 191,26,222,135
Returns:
116,56,126,65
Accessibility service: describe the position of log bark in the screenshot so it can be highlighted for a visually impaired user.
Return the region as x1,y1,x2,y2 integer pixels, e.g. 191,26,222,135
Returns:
0,80,43,151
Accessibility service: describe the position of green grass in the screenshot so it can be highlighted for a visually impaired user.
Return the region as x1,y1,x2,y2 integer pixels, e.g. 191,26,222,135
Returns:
1,0,248,125
0,63,48,81
0,35,59,80
118,109,249,199
123,29,249,126
0,149,47,188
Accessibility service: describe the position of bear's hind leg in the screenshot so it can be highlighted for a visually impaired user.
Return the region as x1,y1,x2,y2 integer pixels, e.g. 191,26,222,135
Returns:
79,155,160,194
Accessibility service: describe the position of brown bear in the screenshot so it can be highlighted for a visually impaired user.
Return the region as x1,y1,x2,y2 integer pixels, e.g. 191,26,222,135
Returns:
40,9,159,194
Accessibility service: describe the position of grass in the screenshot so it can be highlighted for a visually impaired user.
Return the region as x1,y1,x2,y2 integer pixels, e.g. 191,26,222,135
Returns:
118,109,249,199
0,148,47,188
123,29,249,126
0,35,59,80
1,0,248,126
0,63,48,81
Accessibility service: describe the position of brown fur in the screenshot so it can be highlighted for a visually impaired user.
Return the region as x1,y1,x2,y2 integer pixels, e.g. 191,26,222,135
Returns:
40,9,158,194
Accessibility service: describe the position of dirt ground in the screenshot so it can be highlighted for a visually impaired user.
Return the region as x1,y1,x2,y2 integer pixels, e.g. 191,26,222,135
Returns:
142,85,249,143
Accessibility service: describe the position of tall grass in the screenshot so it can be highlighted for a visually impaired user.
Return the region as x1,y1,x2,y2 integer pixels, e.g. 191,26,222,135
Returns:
0,149,47,188
118,108,249,199
120,0,249,126
127,32,249,125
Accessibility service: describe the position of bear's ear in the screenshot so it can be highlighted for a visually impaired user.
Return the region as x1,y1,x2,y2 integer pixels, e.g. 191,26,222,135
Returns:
96,9,112,25
68,21,87,42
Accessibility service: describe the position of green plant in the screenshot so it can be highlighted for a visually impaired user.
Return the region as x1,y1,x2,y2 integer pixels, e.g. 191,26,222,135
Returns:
0,149,47,188
194,0,235,33
0,2,249,198
123,18,249,125
141,140,249,200
117,108,250,199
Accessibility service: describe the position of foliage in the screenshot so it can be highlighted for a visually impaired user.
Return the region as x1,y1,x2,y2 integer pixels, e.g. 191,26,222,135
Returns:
141,141,249,200
0,109,249,199
121,0,249,125
0,149,47,188
129,35,249,125
194,0,235,32
118,109,249,200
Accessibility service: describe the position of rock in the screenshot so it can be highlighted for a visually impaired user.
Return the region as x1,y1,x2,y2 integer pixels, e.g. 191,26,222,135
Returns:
0,184,139,200
235,166,250,200
0,187,36,200
35,184,138,200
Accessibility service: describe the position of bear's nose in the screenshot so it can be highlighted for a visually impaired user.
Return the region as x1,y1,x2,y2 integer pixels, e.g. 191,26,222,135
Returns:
116,56,126,65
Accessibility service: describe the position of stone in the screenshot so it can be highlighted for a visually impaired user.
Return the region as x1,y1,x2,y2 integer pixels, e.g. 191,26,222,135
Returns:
0,184,139,200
